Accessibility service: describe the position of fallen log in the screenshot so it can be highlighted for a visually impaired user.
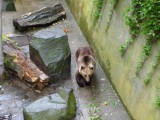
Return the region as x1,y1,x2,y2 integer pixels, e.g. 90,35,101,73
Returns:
13,3,66,32
2,35,49,91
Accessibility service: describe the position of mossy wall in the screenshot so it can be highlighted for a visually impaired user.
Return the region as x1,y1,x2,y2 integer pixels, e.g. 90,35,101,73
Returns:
66,0,160,120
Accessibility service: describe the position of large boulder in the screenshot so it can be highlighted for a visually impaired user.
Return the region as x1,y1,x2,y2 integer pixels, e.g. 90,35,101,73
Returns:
24,88,76,120
29,28,71,84
13,3,66,32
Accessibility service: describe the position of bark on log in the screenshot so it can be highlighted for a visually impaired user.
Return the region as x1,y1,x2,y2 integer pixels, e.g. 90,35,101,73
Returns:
2,36,49,91
13,3,66,32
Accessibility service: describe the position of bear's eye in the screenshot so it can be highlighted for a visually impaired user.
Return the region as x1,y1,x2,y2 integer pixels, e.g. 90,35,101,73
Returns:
81,66,85,70
90,67,94,70
84,75,87,78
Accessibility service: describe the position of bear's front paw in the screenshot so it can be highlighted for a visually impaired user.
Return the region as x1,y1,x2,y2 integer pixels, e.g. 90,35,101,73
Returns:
76,72,85,87
85,81,91,86
77,80,85,87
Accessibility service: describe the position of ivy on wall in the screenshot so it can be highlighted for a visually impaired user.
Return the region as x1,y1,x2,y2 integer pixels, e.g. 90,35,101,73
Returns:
91,0,117,27
144,50,160,85
125,0,160,39
92,0,104,24
119,0,160,109
155,96,160,109
120,0,160,75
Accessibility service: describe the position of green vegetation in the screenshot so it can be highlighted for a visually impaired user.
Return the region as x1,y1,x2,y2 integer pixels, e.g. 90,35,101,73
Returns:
3,54,15,69
66,90,77,119
135,40,152,74
88,101,102,120
155,96,160,109
144,50,160,85
120,0,160,74
119,38,134,56
105,0,117,31
2,34,21,50
92,0,104,24
2,34,22,70
2,34,12,42
125,0,160,39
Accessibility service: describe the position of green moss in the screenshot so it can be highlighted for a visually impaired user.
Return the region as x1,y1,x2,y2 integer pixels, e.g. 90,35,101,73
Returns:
3,55,15,69
2,34,21,50
155,96,160,109
144,78,150,85
66,90,77,119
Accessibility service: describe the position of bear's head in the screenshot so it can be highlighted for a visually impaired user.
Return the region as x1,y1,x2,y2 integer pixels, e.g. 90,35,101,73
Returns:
78,55,96,82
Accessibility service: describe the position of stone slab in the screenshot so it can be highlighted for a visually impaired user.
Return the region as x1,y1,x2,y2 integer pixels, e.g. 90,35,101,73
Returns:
24,88,76,120
0,94,24,120
13,3,66,32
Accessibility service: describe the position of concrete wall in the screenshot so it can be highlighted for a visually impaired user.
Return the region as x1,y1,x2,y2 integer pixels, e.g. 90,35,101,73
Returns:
66,0,160,120
0,0,4,80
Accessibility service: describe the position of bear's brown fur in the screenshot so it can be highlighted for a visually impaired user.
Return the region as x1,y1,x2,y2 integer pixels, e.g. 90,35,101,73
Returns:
75,46,96,87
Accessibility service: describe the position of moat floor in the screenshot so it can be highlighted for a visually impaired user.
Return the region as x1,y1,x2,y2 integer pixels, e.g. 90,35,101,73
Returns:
1,0,131,120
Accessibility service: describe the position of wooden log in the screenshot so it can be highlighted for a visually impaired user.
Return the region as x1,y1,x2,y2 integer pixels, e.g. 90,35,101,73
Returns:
2,35,49,91
13,3,66,32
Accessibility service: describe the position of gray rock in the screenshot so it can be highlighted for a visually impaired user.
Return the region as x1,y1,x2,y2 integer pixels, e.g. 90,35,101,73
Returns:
0,94,24,120
13,3,66,32
24,88,76,120
6,34,31,47
29,28,71,84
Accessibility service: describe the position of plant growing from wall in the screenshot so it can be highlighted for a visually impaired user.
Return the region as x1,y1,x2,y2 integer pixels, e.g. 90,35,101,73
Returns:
154,95,160,109
144,50,160,85
92,0,104,24
155,96,160,109
120,0,160,74
125,0,160,38
119,38,134,56
135,40,152,75
105,0,117,32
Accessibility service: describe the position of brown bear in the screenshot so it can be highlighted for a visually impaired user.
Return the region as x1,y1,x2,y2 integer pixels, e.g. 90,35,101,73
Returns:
75,46,96,87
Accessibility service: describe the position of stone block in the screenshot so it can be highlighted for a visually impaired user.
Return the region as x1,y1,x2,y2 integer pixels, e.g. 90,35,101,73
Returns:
24,88,76,120
29,28,71,83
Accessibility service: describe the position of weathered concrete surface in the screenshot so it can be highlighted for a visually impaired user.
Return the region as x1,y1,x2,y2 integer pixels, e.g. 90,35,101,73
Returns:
0,0,4,80
2,0,131,120
30,28,71,83
24,88,76,120
67,0,160,120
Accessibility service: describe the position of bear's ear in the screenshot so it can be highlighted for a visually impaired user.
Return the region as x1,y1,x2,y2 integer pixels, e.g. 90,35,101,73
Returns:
81,66,85,70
